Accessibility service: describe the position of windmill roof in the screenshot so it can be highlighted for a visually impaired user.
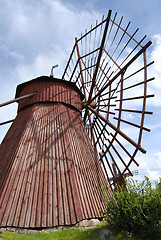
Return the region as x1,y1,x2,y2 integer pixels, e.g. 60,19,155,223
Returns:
15,76,84,100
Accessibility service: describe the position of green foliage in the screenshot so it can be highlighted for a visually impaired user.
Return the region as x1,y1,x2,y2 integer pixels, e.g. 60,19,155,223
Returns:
103,176,161,239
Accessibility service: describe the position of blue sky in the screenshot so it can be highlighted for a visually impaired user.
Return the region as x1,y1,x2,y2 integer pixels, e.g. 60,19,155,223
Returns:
0,0,161,182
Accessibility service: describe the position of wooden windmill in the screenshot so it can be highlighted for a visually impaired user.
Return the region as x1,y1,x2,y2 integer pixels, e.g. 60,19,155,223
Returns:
0,10,154,228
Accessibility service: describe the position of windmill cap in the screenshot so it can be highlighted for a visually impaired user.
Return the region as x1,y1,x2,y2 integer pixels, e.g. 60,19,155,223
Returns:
15,76,84,100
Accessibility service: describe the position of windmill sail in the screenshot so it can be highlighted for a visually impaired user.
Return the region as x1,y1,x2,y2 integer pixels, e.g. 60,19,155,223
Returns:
62,9,154,185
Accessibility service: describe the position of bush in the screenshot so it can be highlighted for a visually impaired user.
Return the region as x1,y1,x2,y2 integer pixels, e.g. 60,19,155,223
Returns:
103,176,161,239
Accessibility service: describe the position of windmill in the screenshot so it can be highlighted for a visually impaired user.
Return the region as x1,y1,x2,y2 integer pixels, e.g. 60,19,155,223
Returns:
0,10,154,228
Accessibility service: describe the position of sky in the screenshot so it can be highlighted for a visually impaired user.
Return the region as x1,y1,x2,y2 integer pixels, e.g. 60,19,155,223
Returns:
0,0,161,183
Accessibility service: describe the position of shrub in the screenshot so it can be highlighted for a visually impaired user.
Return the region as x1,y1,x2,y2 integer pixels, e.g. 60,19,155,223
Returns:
103,176,161,239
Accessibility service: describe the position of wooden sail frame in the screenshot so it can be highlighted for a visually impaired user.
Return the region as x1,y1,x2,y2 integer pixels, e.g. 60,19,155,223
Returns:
62,9,154,186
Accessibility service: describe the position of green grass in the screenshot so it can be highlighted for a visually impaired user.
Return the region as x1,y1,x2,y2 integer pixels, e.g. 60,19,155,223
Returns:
0,223,108,240
0,228,141,240
0,228,103,240
0,222,149,240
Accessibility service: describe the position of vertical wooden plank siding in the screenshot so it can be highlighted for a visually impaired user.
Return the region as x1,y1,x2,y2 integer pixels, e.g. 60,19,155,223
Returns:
0,76,112,228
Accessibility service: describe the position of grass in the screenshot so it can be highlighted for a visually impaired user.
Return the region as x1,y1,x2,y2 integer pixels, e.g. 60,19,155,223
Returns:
0,229,102,240
0,222,151,240
0,228,140,240
0,223,108,240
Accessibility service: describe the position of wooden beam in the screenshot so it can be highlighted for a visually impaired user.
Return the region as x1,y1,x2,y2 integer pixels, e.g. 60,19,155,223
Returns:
0,92,37,108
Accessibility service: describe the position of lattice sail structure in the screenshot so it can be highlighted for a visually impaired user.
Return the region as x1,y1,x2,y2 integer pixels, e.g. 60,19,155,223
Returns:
62,9,154,186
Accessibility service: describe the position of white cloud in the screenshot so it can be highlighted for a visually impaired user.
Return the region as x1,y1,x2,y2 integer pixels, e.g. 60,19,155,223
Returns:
151,34,161,88
145,34,161,107
15,45,66,81
154,152,161,161
133,151,161,184
0,0,102,81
